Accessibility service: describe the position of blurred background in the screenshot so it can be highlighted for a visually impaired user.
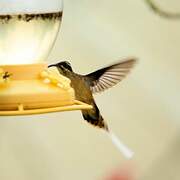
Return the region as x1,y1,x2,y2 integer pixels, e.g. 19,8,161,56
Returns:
0,0,180,179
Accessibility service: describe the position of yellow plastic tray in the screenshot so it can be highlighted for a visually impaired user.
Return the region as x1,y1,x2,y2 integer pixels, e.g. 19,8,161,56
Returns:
0,63,92,116
0,100,92,116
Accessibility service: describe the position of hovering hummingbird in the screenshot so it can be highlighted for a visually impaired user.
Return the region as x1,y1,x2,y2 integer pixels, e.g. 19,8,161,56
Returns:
48,58,136,131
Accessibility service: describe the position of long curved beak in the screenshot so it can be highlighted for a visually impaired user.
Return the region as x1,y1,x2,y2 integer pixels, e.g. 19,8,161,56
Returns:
48,64,57,68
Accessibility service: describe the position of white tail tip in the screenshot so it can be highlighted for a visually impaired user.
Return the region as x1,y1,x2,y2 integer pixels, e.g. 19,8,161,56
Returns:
106,131,134,159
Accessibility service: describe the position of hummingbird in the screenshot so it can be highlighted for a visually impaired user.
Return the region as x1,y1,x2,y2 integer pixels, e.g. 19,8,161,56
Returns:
48,58,136,131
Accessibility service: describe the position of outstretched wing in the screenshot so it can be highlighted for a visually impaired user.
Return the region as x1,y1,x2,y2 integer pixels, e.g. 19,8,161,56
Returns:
85,58,137,94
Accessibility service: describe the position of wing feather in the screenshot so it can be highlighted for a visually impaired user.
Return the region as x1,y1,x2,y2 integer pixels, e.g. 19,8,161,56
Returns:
85,58,137,94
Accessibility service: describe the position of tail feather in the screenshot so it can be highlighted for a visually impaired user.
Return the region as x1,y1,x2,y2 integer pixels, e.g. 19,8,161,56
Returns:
82,104,109,131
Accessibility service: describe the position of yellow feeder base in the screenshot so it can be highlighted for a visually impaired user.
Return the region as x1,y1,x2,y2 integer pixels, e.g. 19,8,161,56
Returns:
0,63,92,116
0,100,92,116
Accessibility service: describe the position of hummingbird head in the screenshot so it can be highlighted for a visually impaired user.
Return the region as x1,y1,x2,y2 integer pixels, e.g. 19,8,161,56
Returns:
48,61,73,74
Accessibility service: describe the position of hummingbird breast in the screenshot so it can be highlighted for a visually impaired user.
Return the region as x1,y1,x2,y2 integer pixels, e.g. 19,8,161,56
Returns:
68,73,93,104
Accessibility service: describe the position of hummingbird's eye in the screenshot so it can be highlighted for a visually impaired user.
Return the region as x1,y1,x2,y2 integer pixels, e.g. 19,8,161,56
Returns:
57,61,72,71
65,61,71,66
63,61,72,71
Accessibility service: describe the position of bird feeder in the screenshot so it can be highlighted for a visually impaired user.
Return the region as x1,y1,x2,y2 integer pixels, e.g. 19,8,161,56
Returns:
0,0,92,116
